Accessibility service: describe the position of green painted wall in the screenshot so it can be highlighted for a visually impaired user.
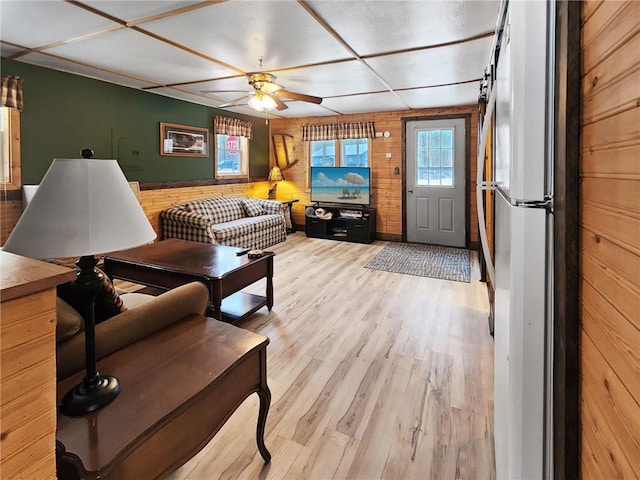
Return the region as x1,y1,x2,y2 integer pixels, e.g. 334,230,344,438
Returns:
1,59,269,184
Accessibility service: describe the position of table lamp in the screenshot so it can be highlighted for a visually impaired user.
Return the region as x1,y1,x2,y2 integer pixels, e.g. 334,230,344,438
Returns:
2,157,157,416
267,166,283,200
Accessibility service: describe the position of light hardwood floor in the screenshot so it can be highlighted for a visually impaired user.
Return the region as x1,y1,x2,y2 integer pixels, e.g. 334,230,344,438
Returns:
166,233,495,480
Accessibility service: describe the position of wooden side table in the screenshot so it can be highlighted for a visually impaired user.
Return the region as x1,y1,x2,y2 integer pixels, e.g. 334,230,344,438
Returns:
56,314,271,480
278,199,299,232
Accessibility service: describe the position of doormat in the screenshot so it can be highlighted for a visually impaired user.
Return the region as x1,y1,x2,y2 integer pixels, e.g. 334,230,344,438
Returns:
364,242,471,283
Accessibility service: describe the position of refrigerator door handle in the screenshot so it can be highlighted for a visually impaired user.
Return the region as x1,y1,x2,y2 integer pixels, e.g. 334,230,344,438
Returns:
496,187,554,212
476,81,498,284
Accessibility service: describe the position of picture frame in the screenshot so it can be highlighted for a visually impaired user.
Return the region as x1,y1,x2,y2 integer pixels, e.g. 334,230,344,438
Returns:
160,122,209,157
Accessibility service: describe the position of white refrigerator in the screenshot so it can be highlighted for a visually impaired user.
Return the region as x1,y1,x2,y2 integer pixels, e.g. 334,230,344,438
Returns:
477,1,554,478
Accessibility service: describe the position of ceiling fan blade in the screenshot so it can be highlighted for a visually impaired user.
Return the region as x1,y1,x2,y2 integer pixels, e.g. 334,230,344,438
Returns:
277,90,322,105
217,94,251,108
201,89,250,94
261,82,283,94
271,95,288,111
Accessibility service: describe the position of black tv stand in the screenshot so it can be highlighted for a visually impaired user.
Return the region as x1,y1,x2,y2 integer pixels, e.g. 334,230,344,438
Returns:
305,204,376,244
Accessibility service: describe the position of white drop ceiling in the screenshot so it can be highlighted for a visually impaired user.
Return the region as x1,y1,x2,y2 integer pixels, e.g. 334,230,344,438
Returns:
0,0,501,119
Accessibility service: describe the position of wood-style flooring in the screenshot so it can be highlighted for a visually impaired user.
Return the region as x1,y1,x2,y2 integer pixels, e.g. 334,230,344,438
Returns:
162,233,495,480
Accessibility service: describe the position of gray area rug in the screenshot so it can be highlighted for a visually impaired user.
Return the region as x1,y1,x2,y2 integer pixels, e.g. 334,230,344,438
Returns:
364,242,471,283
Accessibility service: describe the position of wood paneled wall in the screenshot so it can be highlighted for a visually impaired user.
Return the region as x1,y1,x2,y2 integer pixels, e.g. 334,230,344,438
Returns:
0,200,21,246
580,1,640,478
1,184,270,246
269,106,478,243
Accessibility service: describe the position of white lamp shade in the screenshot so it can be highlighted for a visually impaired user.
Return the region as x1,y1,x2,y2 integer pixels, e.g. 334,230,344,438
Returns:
3,159,157,259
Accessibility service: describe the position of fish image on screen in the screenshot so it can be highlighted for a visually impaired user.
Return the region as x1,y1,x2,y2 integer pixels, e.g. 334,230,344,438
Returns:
310,166,371,206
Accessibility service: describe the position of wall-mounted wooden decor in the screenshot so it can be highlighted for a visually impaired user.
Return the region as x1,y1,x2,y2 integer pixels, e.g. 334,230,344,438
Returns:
272,133,298,170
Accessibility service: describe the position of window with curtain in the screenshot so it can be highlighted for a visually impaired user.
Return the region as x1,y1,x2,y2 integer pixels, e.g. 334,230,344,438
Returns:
1,76,23,189
213,116,253,179
303,121,375,168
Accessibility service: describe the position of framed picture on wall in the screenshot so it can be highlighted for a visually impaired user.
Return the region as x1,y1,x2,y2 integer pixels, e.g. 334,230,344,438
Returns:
160,122,209,157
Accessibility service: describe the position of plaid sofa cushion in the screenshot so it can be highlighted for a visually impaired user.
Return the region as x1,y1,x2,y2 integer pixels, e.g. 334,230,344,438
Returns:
184,196,245,224
211,218,256,242
241,198,266,217
211,214,283,241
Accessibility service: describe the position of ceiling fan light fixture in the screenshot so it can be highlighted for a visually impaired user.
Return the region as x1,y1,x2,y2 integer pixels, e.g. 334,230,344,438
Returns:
248,91,277,112
248,94,265,111
261,94,277,110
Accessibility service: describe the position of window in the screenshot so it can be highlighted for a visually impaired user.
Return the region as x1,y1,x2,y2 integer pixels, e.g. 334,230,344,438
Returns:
416,128,453,186
0,106,21,189
215,134,249,179
310,138,369,167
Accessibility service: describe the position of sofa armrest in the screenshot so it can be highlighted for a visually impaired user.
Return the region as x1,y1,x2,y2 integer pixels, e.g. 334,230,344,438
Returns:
255,199,285,216
56,282,210,380
161,206,211,228
160,206,216,243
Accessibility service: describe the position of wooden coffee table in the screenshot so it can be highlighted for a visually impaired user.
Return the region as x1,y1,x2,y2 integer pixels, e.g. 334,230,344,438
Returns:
103,239,274,323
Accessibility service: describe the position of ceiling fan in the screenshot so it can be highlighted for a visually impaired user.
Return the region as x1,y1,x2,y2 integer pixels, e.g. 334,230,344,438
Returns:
202,72,322,112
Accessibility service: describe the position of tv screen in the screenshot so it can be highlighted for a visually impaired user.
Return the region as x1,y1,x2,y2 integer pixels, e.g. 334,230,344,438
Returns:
310,166,371,206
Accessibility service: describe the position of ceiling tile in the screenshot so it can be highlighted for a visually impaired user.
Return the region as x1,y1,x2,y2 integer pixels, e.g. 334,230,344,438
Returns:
0,1,119,48
18,52,157,90
366,36,492,90
306,0,500,56
142,1,354,72
267,101,337,118
178,77,252,101
46,29,237,85
322,92,408,115
151,86,228,108
398,83,480,109
83,1,203,23
274,61,389,97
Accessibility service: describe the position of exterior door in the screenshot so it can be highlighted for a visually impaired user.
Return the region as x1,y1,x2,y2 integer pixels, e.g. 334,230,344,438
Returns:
406,118,466,246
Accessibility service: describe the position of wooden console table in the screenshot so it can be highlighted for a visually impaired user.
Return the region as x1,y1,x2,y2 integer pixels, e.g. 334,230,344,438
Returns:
56,314,271,480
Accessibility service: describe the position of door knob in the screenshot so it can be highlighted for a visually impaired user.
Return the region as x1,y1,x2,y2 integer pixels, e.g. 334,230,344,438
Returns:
408,189,413,193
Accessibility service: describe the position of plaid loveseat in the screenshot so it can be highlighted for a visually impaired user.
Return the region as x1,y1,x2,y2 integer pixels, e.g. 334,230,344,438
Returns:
160,196,287,249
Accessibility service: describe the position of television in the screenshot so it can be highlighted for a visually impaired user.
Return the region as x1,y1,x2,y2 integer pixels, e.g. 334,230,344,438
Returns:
310,166,371,206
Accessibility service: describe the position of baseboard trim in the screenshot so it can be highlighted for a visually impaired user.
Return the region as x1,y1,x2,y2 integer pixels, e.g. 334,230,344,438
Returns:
375,233,402,242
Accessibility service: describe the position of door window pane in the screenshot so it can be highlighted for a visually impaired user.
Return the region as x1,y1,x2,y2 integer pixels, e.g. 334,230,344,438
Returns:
429,130,441,148
416,128,454,186
441,129,453,148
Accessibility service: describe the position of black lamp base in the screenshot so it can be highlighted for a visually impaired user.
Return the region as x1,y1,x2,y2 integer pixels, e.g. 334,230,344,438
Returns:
61,375,121,416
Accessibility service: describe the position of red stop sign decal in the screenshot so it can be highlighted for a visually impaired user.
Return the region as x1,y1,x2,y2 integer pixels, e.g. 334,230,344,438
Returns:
226,136,239,154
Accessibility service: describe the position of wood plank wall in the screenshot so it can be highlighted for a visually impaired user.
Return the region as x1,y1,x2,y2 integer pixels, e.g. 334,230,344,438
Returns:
580,1,640,478
0,200,21,246
269,105,478,243
1,183,269,247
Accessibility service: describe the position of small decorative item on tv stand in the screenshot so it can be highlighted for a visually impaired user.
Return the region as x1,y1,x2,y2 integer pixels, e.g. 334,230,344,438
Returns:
339,209,363,219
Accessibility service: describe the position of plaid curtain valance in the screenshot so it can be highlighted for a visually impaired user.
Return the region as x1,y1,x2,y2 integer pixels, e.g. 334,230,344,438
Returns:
214,116,253,139
1,76,24,111
301,121,375,141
